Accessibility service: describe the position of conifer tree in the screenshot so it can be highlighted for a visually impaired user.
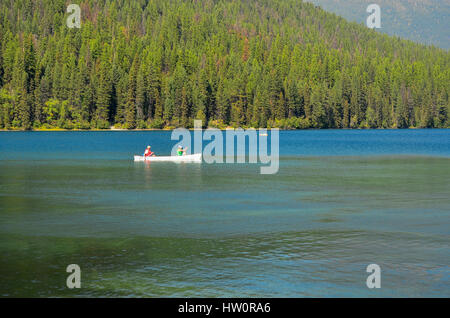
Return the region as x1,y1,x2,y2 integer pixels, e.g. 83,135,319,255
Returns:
0,0,447,130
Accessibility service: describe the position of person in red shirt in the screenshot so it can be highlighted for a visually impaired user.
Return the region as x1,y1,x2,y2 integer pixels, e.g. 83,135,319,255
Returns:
144,146,155,157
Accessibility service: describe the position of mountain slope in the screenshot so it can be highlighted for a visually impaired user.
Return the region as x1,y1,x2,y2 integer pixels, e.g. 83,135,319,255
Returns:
0,0,448,130
305,0,450,49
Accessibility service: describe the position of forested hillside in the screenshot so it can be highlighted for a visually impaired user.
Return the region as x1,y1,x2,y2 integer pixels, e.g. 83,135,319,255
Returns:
305,0,450,49
0,0,448,130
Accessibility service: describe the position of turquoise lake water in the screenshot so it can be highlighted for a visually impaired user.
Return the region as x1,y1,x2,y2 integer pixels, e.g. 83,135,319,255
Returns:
0,129,449,297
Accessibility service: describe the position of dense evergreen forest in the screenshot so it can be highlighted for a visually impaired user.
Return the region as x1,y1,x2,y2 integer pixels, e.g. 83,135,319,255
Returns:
0,0,448,130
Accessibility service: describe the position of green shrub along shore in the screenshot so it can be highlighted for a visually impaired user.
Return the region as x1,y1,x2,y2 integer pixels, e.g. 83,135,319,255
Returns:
0,0,448,131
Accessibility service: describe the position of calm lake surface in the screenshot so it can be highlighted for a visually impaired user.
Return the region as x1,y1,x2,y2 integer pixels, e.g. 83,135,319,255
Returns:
0,129,449,297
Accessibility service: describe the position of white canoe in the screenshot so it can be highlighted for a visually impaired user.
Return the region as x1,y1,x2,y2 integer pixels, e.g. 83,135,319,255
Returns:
134,153,202,162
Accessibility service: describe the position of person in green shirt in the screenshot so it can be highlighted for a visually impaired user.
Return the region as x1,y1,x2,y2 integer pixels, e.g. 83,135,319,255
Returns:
177,145,187,156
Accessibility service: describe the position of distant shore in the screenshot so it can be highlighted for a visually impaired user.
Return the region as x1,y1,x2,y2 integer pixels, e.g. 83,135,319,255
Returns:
0,127,444,132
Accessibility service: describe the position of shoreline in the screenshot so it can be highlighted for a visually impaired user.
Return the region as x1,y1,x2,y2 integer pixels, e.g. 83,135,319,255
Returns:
0,127,445,132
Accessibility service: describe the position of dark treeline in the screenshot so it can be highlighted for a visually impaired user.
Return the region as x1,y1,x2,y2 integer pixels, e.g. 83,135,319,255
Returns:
0,0,448,130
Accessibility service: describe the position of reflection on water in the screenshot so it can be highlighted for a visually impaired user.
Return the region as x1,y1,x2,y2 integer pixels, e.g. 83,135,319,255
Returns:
0,130,449,297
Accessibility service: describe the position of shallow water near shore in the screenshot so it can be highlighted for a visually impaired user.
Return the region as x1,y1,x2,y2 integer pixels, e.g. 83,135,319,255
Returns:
0,129,449,297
